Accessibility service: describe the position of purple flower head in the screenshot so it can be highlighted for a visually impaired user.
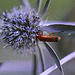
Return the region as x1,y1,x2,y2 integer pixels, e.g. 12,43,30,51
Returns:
0,0,51,54
0,6,41,52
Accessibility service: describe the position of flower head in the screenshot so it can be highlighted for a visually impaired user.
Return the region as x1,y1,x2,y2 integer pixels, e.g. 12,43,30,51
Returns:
0,0,50,54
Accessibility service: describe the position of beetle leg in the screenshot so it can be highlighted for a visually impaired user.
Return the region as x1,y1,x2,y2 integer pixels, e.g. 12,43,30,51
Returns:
49,33,55,36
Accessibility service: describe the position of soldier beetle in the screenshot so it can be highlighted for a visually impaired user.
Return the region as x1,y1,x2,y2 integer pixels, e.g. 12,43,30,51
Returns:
37,32,61,42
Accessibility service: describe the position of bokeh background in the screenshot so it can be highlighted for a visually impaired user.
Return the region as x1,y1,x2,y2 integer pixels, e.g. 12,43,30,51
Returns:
0,0,75,75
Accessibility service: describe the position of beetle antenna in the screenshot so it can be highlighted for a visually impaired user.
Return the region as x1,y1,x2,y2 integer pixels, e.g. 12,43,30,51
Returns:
40,0,51,18
36,0,42,14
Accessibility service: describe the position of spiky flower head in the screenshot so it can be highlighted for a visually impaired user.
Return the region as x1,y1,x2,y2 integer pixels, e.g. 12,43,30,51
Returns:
0,5,42,52
0,0,50,54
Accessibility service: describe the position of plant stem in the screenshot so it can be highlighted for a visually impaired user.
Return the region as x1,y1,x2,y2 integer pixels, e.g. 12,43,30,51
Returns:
40,51,75,75
33,54,37,75
37,42,45,72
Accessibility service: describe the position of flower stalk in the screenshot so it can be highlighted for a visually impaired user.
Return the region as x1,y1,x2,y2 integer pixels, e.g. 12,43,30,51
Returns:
40,51,75,75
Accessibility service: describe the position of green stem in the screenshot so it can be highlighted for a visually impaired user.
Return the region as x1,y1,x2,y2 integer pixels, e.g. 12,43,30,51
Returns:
33,54,37,75
37,42,45,72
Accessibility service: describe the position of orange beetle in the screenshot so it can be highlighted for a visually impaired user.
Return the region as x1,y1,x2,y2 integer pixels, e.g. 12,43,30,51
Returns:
37,32,61,42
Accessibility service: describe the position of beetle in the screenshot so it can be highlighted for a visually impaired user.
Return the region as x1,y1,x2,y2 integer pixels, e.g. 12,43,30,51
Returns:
37,32,61,42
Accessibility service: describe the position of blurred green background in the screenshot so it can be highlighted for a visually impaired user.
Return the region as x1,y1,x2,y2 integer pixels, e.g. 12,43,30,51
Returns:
0,0,75,75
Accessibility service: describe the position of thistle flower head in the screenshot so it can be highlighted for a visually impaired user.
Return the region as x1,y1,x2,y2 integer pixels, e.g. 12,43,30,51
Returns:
0,5,42,52
0,0,51,54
